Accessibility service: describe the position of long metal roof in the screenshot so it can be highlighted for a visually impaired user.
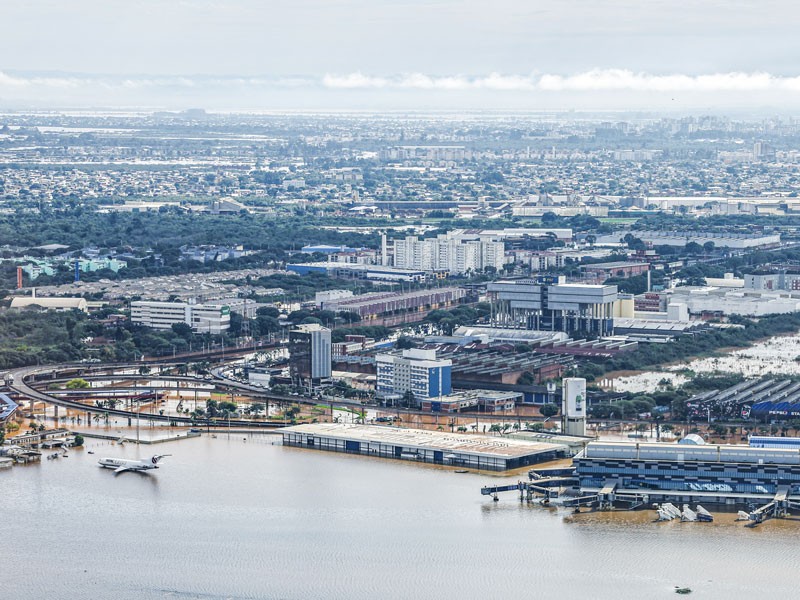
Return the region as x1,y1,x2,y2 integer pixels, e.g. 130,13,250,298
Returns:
282,423,566,459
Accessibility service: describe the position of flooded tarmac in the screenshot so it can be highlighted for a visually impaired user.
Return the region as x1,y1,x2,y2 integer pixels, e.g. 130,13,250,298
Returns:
2,433,798,599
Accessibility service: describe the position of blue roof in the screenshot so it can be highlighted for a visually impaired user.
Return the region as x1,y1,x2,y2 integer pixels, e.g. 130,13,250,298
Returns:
301,245,358,254
0,392,18,420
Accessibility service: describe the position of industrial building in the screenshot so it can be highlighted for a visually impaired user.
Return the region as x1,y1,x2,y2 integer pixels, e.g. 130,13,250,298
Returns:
10,295,89,313
448,227,574,243
418,390,522,414
289,324,332,386
281,423,569,471
435,345,572,386
594,230,781,249
581,261,649,280
488,277,619,336
131,300,230,333
319,287,468,321
287,262,427,282
376,349,452,403
745,271,800,292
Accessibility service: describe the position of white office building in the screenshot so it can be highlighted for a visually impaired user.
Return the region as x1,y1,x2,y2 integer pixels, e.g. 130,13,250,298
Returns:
376,349,452,403
131,301,231,334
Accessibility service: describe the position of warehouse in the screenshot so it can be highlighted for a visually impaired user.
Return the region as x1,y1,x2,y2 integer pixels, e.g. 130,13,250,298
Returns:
281,423,568,471
322,287,467,320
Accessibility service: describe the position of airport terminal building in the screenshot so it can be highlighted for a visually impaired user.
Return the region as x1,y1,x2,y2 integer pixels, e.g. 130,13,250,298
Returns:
575,441,800,502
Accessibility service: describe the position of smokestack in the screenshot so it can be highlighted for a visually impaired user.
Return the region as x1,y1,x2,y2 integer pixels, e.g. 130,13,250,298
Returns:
16,266,22,290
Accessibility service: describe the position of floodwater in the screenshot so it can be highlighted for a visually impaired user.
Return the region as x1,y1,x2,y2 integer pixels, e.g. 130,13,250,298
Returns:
607,331,800,393
2,434,798,600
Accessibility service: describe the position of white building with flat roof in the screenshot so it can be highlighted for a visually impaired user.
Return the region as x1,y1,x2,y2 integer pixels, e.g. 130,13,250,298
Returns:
376,349,452,403
131,301,230,333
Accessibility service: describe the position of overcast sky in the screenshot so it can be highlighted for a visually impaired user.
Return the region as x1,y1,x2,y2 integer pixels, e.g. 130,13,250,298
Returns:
1,0,799,111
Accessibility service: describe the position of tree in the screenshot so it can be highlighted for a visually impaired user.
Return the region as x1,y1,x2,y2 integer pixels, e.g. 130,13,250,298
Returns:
66,378,90,389
684,242,703,255
395,336,415,349
171,322,193,339
73,434,84,447
517,371,535,386
540,403,559,418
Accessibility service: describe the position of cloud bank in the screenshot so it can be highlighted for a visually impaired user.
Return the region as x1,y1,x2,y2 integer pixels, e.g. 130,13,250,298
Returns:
3,69,800,110
2,69,800,94
322,70,800,92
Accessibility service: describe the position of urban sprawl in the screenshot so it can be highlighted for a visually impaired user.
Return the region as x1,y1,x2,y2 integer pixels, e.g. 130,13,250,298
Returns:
5,110,800,522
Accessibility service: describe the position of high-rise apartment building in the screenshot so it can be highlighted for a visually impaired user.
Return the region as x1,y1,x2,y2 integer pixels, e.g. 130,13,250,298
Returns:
391,234,504,275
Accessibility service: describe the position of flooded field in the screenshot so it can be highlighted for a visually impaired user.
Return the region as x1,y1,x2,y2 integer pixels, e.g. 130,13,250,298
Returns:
606,332,800,393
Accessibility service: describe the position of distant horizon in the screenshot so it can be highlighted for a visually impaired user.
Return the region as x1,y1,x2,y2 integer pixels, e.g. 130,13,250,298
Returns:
0,68,800,115
3,1,800,114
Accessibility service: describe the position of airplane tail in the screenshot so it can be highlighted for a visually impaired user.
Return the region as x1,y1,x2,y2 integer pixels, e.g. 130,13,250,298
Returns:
150,454,171,465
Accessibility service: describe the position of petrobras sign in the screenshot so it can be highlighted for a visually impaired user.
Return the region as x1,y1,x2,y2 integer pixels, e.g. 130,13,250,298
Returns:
563,378,586,417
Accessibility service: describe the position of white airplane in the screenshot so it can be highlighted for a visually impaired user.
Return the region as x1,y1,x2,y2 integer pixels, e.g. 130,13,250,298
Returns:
98,454,170,474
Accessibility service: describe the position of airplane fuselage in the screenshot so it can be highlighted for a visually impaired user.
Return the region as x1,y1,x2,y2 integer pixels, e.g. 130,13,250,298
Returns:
98,455,168,473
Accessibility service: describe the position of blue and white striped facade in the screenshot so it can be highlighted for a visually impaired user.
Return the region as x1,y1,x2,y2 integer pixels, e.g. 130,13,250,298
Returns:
376,349,451,402
575,441,800,498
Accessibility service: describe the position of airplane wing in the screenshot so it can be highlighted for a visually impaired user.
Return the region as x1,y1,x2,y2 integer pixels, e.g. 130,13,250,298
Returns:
114,466,132,474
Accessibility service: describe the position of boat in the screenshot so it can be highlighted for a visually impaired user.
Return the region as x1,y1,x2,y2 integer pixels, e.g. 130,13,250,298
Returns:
680,505,697,522
695,505,714,522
